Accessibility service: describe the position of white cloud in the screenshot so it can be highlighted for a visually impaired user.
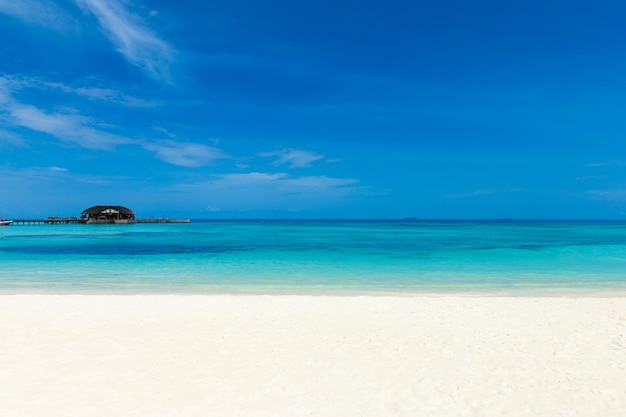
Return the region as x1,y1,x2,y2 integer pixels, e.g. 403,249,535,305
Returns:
75,0,174,81
1,1,173,80
0,165,76,184
0,77,132,150
2,75,158,107
0,0,74,30
259,148,325,168
8,102,131,150
153,126,177,138
575,175,606,181
175,172,360,211
189,172,358,193
57,83,158,107
279,175,359,189
143,140,229,167
1,76,232,166
216,172,288,187
447,188,522,199
0,77,12,103
586,161,624,167
0,128,27,147
447,189,496,199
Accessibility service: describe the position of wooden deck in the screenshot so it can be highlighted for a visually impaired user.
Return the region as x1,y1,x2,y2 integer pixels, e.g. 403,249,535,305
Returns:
10,218,86,225
136,219,190,224
9,218,190,225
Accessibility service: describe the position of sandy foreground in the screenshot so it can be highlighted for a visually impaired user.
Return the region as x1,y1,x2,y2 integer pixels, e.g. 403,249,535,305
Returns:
0,295,625,417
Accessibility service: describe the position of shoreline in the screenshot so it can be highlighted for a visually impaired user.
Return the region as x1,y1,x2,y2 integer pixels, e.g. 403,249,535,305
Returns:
2,283,626,297
1,294,625,416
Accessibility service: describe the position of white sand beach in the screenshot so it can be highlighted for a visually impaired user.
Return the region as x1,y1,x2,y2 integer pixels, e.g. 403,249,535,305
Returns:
1,294,625,417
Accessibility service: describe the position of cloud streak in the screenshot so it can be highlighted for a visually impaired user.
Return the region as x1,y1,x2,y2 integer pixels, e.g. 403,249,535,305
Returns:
186,172,359,195
3,75,159,108
1,77,227,166
259,148,325,168
0,85,132,150
75,0,174,81
586,160,625,167
447,188,523,199
46,81,159,107
0,0,74,30
143,140,229,167
176,172,360,211
0,128,27,147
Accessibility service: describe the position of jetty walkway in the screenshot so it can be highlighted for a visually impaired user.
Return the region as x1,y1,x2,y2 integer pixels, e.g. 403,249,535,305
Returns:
11,218,86,225
10,218,190,225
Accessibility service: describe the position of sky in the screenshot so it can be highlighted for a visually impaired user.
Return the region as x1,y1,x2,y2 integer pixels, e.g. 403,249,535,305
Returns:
1,0,625,219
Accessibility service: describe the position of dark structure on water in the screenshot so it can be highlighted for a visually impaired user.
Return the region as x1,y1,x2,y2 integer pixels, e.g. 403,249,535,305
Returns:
81,206,136,223
10,206,189,225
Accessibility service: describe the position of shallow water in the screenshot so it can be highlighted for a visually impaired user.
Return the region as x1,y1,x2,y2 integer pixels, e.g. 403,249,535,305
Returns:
1,220,625,294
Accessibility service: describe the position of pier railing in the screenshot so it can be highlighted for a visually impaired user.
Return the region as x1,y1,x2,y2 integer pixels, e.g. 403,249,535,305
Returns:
10,218,190,225
11,218,86,225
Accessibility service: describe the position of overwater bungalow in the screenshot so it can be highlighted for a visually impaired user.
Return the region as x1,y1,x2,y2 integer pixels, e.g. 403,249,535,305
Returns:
81,206,136,224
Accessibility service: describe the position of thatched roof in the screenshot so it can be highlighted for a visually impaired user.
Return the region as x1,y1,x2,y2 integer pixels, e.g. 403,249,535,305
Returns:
82,206,135,215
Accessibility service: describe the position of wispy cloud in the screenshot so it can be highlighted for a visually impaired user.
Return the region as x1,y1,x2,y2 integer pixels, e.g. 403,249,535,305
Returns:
191,172,358,192
259,148,325,168
447,189,496,199
5,95,232,165
75,0,174,81
212,172,288,188
0,165,101,188
0,0,74,31
143,140,229,167
586,160,625,167
2,75,158,107
12,165,137,186
177,172,360,210
47,82,159,107
575,175,607,181
280,175,359,190
1,76,132,150
5,101,132,150
1,76,235,167
0,128,27,147
447,188,522,199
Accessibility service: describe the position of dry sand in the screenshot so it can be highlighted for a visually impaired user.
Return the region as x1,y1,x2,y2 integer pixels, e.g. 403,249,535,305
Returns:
1,294,625,417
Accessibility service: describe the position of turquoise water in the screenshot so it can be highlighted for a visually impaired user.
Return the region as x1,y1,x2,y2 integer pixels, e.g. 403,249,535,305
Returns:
1,220,626,294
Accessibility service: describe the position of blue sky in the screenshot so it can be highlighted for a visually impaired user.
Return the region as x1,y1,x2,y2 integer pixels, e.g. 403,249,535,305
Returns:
1,0,625,219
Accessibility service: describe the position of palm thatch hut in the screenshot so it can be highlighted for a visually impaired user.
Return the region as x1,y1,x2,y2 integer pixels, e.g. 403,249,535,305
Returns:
81,206,136,223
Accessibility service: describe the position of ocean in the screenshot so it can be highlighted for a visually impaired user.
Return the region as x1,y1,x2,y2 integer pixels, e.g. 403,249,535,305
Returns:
1,220,625,294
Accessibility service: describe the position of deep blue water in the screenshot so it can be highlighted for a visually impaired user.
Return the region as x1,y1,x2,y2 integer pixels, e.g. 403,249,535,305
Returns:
1,220,625,293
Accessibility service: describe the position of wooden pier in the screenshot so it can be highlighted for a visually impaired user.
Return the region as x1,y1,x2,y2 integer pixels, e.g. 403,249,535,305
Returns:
11,218,86,225
9,218,190,225
136,218,190,224
7,206,190,226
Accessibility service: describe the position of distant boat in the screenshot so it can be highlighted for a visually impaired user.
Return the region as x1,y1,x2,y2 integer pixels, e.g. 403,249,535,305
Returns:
0,217,13,226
